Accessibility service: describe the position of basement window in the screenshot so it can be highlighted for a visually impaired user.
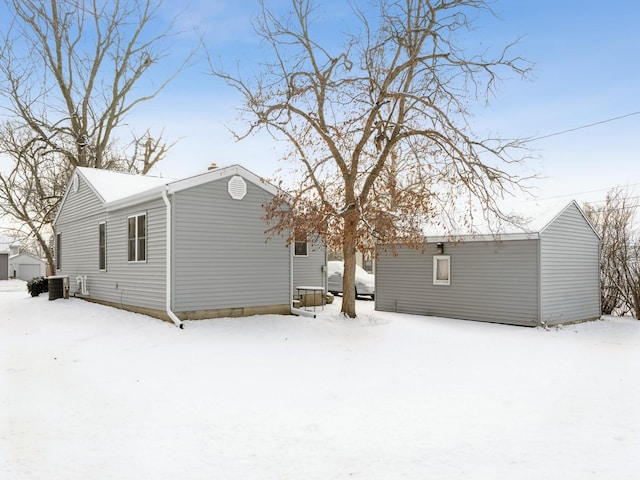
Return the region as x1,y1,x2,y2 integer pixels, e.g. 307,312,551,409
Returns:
433,255,450,285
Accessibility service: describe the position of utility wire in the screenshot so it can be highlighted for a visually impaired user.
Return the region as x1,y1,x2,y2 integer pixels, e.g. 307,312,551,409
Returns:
529,111,640,142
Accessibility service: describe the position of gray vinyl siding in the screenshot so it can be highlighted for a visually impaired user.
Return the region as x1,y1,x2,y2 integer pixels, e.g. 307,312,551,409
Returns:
53,173,105,280
94,199,167,311
54,174,167,311
0,254,8,280
293,236,327,295
171,177,289,312
376,240,540,326
539,203,600,325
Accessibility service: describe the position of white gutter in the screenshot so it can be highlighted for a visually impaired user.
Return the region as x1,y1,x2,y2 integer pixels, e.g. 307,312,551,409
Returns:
161,189,184,329
289,238,316,318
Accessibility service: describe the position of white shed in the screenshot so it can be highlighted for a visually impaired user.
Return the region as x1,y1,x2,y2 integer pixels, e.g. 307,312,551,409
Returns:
9,253,47,281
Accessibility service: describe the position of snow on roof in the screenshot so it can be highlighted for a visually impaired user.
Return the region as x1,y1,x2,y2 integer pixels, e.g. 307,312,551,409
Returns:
505,197,587,233
422,198,588,242
77,167,174,204
75,164,280,209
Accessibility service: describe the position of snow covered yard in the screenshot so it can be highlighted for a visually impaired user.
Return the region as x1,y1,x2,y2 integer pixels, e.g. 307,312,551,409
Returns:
1,279,639,480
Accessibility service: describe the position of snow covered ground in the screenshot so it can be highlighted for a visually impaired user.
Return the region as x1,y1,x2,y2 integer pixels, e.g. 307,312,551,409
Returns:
1,278,639,479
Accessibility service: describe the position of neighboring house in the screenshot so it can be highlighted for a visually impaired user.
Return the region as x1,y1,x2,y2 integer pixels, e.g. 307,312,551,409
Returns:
9,253,47,281
375,200,601,327
0,250,8,281
0,238,20,281
53,165,316,326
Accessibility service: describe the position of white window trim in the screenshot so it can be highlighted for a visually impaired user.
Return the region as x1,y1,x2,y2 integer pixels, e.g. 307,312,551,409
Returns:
433,255,451,286
294,233,308,257
98,221,107,271
127,212,147,263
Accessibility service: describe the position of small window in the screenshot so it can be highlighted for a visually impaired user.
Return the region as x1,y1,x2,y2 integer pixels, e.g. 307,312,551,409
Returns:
56,233,62,270
433,255,450,285
127,213,147,262
294,230,308,256
98,222,106,271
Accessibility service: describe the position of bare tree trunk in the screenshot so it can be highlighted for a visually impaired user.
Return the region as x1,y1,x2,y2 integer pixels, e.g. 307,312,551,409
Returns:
341,208,358,318
632,287,640,320
217,0,532,318
0,0,193,256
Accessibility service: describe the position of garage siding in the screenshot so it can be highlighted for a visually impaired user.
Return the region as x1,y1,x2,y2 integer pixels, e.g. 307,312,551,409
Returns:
376,239,540,326
539,202,600,325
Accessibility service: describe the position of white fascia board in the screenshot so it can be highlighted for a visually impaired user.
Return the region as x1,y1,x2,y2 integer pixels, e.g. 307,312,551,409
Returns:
166,164,281,197
427,232,540,243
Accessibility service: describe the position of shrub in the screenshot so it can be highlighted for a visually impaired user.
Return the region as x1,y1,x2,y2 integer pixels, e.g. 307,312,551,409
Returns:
27,276,49,297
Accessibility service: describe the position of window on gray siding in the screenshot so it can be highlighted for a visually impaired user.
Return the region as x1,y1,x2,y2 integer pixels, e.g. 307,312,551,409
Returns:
294,231,308,256
56,233,61,270
433,255,450,285
127,213,146,262
98,222,106,271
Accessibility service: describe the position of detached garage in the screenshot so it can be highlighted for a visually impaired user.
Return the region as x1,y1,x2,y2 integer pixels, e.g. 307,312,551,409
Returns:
375,200,601,327
9,253,47,281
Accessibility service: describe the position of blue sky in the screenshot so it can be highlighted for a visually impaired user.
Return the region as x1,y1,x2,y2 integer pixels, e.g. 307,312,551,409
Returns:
127,0,640,210
2,0,639,211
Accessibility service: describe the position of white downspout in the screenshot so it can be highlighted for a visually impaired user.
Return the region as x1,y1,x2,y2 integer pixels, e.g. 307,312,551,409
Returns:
290,237,316,318
161,188,184,329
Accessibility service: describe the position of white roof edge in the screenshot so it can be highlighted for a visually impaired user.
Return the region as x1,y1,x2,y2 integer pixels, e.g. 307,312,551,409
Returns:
538,199,600,239
426,232,540,243
9,252,46,262
167,164,280,196
53,168,97,226
101,164,281,211
75,167,108,204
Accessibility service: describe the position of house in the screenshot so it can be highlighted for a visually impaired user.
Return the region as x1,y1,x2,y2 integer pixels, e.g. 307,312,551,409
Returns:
9,253,47,281
0,248,8,281
293,234,328,306
0,238,20,281
53,165,325,326
375,200,601,327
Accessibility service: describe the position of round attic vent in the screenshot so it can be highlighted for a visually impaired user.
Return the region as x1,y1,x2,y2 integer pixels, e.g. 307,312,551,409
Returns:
228,175,247,200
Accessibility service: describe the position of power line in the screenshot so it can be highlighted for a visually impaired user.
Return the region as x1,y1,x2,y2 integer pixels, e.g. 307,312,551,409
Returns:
532,184,640,202
529,111,640,142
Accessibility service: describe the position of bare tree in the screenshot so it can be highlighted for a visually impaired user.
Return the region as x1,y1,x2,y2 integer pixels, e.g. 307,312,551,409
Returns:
584,189,640,319
211,0,532,317
0,0,194,270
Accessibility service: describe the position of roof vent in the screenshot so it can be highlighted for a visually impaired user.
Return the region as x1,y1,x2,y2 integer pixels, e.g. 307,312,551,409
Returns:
208,162,218,171
228,175,247,200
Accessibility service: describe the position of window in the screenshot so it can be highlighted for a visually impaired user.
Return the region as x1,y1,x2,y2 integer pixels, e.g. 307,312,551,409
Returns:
98,222,106,271
56,233,62,270
294,230,308,256
433,255,450,285
127,213,146,262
